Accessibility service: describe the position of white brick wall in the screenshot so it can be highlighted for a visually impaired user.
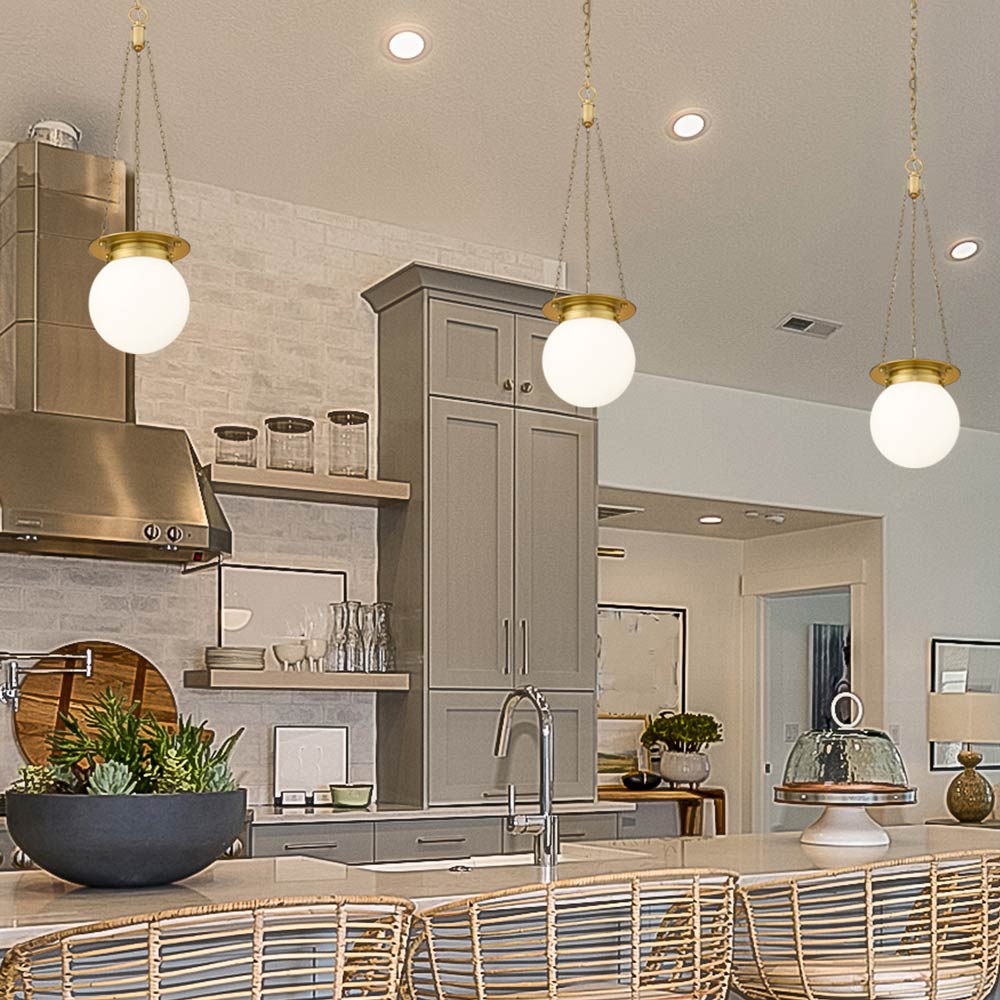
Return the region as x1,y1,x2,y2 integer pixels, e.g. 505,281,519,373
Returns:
0,145,554,803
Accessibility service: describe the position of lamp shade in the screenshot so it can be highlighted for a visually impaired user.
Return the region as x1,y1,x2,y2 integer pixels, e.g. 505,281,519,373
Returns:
927,692,1000,744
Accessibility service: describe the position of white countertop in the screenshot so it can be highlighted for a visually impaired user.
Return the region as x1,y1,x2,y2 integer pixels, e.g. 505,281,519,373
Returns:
2,825,999,950
249,800,633,824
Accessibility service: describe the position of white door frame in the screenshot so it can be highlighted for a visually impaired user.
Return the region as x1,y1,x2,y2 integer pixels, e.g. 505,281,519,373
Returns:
741,559,875,834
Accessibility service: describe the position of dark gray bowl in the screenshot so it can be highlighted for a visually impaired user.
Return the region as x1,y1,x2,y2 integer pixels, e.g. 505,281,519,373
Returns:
6,789,246,888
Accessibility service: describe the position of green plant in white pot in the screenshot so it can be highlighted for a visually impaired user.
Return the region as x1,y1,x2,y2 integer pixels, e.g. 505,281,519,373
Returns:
641,712,722,788
5,687,245,888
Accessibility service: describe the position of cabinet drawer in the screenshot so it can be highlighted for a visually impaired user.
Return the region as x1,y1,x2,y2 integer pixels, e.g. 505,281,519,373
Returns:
429,299,515,404
502,811,617,853
374,818,501,862
249,822,374,863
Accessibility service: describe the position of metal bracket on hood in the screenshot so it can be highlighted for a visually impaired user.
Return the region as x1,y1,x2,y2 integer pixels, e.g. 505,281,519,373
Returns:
0,649,93,713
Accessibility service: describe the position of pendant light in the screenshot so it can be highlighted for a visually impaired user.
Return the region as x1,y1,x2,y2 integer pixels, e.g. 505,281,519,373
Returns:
88,2,190,356
869,0,960,469
542,0,636,409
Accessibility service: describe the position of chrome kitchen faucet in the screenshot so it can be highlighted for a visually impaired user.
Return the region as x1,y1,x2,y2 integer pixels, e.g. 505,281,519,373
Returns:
493,685,559,875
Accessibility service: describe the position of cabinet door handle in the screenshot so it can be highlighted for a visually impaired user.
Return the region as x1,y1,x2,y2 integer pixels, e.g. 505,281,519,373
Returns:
502,378,515,391
520,381,533,393
502,618,511,675
520,619,529,674
561,832,588,841
283,843,338,851
416,836,467,846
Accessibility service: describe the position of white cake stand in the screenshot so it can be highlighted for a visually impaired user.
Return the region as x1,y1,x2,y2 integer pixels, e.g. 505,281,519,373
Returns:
774,784,917,847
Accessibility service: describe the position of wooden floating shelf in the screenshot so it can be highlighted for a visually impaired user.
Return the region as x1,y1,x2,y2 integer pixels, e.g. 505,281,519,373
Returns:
183,669,411,692
207,465,410,507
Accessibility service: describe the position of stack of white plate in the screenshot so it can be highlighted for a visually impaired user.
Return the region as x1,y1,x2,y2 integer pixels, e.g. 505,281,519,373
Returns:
205,646,266,670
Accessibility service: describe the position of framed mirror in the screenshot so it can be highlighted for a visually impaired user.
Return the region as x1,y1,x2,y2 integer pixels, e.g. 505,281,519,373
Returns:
597,604,686,717
930,637,1000,770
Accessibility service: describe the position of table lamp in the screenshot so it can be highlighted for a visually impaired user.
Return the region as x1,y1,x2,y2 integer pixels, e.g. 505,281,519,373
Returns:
927,692,1000,822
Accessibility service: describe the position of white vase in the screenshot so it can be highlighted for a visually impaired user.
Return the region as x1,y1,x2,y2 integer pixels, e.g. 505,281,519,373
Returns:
659,751,711,787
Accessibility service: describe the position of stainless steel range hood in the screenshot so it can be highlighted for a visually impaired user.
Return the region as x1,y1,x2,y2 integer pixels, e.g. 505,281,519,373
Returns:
0,140,231,563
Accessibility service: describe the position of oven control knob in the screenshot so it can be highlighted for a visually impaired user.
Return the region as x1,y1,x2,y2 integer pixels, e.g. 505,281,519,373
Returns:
165,525,184,544
143,523,161,542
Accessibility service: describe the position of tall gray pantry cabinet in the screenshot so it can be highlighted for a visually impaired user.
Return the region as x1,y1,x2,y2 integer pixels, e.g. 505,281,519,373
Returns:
362,264,598,808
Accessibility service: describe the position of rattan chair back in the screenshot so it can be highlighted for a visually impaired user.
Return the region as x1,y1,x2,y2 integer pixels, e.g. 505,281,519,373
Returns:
406,868,738,1000
0,894,414,1000
733,851,1000,1000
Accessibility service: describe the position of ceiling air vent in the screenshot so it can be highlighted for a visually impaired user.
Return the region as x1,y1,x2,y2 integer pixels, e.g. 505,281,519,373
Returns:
597,504,645,521
776,313,842,340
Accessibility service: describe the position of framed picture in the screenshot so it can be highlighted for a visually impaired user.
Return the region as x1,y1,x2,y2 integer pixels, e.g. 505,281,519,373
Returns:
596,713,651,785
930,637,1000,771
273,725,349,805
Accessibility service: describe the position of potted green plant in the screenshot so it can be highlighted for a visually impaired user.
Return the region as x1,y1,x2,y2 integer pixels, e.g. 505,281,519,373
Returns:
641,711,722,787
5,687,245,888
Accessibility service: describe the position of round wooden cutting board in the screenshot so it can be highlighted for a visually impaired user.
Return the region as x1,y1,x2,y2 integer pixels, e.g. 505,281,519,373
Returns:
13,640,179,766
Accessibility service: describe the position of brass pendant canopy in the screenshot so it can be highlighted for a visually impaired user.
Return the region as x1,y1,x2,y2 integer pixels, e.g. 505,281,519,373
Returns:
89,230,190,263
542,293,635,324
869,358,960,388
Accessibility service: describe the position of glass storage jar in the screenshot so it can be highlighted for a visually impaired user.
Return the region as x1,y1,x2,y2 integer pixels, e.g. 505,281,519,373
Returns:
213,425,258,467
327,410,369,478
265,416,315,473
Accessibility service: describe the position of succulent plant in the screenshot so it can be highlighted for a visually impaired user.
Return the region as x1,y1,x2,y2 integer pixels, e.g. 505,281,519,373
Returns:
642,712,723,754
87,760,137,796
12,764,56,794
203,760,237,793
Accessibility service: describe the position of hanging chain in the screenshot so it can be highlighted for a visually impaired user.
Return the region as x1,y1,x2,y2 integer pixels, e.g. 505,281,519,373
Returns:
880,192,908,364
882,0,953,365
921,189,952,363
133,47,142,228
146,42,181,238
582,0,592,91
595,118,627,300
583,126,592,292
100,44,133,236
556,120,583,289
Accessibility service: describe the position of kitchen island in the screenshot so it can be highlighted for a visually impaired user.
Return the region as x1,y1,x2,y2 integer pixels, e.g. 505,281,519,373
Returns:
3,825,999,952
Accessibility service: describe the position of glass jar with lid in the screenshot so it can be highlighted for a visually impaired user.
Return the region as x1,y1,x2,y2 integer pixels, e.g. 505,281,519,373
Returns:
213,425,258,467
265,416,315,473
327,410,369,478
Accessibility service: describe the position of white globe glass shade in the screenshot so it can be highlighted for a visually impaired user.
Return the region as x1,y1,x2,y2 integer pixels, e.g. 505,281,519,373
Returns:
541,316,636,408
869,380,960,468
88,255,190,355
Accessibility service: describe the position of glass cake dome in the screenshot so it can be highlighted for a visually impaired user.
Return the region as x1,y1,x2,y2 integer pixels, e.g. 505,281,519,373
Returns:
782,726,909,789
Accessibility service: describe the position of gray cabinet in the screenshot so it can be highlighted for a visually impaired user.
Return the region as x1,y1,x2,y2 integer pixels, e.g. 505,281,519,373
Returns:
428,690,596,805
514,410,596,690
365,263,599,808
429,299,515,405
374,818,501,862
428,401,596,693
515,316,594,418
617,803,681,839
428,399,514,689
249,822,374,863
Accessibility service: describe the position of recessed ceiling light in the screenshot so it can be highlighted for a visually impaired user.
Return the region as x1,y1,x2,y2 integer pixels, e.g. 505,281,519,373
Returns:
699,515,723,525
948,239,981,261
668,110,709,140
384,26,430,62
764,512,786,525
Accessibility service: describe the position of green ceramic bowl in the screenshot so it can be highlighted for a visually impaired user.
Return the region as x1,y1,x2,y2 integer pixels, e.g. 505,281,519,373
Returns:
329,783,373,809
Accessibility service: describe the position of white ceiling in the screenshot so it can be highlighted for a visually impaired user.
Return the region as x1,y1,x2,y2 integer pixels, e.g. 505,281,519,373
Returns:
2,2,999,426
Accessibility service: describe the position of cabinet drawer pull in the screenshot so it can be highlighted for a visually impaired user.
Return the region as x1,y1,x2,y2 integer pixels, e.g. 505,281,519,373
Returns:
520,381,533,393
502,378,515,391
283,843,338,851
561,832,587,841
415,836,467,846
503,618,511,675
520,619,529,674
483,790,531,800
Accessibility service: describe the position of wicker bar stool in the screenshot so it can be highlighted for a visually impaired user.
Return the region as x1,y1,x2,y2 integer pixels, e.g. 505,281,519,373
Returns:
406,868,738,1000
733,852,1000,1000
0,895,414,1000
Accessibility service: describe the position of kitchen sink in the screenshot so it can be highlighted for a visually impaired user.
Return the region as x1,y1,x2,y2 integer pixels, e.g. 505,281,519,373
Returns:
359,842,645,873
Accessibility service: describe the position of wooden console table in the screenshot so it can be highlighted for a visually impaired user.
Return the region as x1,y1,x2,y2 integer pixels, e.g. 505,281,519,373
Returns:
598,786,727,836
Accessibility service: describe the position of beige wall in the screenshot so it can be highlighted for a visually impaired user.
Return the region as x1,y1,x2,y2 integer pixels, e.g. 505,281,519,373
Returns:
600,518,884,833
598,526,746,828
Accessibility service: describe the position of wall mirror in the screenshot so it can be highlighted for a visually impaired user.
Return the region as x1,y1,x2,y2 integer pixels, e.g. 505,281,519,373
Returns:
930,637,1000,770
597,604,686,717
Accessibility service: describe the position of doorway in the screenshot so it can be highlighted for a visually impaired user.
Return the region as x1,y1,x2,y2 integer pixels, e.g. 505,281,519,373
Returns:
761,587,851,832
